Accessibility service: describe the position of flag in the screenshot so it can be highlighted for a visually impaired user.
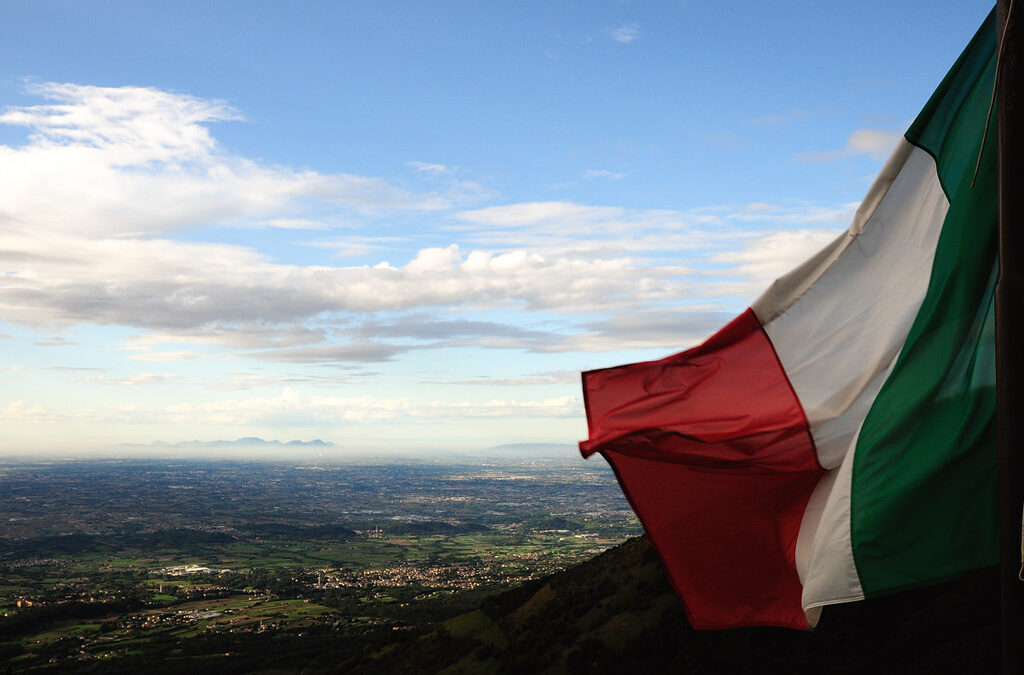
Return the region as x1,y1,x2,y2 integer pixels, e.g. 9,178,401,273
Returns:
580,10,999,630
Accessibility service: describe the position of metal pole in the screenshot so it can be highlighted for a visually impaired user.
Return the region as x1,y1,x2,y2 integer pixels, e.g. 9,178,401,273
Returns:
997,1,1024,673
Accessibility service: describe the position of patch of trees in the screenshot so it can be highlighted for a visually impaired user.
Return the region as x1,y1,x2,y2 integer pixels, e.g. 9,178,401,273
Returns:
1,528,235,558
523,515,583,531
0,598,143,637
1,532,113,556
132,528,235,548
219,567,307,597
378,521,488,536
244,523,356,539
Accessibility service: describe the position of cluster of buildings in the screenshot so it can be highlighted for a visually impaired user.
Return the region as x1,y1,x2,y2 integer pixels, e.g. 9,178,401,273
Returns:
159,564,233,576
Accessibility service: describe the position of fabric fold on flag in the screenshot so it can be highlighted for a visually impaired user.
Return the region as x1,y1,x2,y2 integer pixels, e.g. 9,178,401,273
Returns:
580,8,999,630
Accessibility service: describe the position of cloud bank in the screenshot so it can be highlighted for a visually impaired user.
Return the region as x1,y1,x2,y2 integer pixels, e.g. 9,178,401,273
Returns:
0,83,852,364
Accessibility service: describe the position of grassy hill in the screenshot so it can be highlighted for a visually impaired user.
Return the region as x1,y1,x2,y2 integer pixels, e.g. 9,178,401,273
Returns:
343,536,1001,674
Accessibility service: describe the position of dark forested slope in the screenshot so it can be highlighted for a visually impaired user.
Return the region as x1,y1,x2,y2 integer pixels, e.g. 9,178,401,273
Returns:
345,536,1001,674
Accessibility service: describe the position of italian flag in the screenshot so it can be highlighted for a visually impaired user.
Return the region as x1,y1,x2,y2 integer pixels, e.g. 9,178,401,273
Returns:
580,11,998,630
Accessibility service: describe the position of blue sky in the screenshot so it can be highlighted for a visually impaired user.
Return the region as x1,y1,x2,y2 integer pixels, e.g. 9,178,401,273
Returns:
0,1,993,454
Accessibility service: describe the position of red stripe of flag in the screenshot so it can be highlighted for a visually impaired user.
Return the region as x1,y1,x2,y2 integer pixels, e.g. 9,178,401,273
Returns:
580,309,824,629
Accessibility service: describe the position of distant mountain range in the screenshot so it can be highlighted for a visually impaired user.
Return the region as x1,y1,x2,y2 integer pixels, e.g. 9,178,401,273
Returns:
121,437,334,448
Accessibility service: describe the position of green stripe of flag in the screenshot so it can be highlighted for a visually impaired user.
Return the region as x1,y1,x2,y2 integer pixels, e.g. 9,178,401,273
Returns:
850,9,999,596
907,8,997,197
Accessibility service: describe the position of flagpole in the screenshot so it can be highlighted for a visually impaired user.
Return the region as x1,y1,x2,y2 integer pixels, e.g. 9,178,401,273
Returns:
996,1,1024,673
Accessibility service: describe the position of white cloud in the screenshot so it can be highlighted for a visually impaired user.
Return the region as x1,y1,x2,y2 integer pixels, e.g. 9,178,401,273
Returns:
710,228,842,291
470,307,733,353
349,314,553,342
126,323,327,350
0,391,582,426
127,350,202,362
608,24,641,43
246,342,408,364
252,218,332,230
0,82,450,241
407,160,454,175
205,372,352,391
117,373,177,386
456,201,625,228
303,234,411,259
451,200,852,262
34,336,75,346
797,128,902,162
0,82,240,163
425,371,580,386
1,401,52,422
0,229,699,333
584,169,625,180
